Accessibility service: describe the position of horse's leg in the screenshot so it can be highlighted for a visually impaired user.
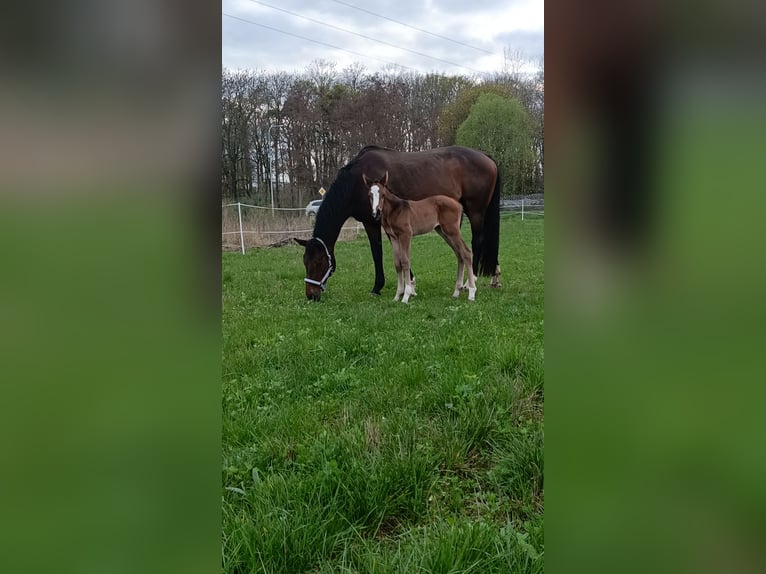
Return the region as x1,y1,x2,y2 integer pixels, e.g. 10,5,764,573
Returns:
363,221,385,295
460,239,478,301
436,226,464,298
466,210,485,279
390,237,405,302
407,239,417,297
399,234,415,303
445,223,477,301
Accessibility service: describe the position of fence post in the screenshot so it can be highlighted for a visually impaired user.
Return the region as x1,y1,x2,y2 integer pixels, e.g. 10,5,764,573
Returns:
521,197,525,221
237,202,245,255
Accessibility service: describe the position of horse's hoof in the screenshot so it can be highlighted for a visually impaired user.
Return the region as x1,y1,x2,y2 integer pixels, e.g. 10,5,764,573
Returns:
370,291,381,297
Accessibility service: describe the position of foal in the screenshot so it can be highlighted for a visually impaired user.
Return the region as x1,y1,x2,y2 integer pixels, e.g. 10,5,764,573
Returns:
364,171,477,303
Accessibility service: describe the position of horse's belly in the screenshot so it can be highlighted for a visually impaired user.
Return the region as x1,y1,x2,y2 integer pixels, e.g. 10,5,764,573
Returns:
412,219,439,236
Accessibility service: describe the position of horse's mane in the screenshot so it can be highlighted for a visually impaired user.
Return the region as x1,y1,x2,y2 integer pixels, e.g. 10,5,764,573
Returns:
356,144,393,157
312,151,369,242
312,146,394,242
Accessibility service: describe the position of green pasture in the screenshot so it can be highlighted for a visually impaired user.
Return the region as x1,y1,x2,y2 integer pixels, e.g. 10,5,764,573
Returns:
222,214,544,573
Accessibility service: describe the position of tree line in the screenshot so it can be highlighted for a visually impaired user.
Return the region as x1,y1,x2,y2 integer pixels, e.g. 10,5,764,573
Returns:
222,59,543,207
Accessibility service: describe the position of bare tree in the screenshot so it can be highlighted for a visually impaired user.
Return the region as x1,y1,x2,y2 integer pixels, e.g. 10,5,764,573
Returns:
222,69,258,199
221,60,544,205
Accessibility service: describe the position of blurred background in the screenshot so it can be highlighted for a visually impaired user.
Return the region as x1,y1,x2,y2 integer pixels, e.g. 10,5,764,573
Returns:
0,2,221,573
546,0,766,572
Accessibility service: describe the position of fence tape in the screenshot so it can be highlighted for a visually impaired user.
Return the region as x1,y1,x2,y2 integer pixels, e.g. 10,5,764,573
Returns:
222,225,361,237
223,200,541,252
222,202,307,211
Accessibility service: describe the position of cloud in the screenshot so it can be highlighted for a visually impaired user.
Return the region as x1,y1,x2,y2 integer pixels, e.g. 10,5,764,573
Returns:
222,0,543,75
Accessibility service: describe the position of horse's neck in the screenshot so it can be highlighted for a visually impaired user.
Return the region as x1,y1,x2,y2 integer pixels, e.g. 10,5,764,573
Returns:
381,189,406,212
313,205,348,248
380,190,410,233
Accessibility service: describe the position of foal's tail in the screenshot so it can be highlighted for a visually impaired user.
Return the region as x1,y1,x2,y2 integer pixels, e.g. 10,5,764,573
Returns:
477,167,501,276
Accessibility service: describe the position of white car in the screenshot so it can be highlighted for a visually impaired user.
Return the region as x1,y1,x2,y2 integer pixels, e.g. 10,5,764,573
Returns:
305,199,323,216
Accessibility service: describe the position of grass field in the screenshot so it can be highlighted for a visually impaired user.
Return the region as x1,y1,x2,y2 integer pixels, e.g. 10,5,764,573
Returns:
222,214,544,573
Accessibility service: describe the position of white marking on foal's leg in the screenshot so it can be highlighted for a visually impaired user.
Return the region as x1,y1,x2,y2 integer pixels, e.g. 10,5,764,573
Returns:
406,269,416,296
466,264,477,301
402,283,415,303
454,260,464,297
453,267,462,297
394,269,404,301
460,266,469,290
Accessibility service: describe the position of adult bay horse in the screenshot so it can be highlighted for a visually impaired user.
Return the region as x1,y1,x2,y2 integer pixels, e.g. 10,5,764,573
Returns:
364,171,477,303
295,145,501,301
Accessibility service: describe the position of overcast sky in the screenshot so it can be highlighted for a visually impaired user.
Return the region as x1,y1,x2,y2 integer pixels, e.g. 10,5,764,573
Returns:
222,0,543,76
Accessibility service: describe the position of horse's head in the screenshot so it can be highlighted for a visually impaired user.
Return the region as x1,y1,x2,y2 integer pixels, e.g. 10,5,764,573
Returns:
362,171,389,221
294,237,334,301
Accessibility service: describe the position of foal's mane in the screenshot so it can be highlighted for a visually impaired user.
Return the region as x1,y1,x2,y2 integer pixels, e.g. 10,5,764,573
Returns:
379,183,408,210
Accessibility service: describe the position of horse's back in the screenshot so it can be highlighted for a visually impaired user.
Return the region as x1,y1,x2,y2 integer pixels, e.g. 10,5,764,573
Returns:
401,194,461,235
353,146,496,202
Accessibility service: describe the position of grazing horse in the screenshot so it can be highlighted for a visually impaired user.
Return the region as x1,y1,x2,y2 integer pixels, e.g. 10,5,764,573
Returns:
364,172,477,303
295,145,501,301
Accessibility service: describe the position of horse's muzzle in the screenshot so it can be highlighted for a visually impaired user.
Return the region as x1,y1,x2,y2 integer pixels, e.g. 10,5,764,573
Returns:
306,289,322,302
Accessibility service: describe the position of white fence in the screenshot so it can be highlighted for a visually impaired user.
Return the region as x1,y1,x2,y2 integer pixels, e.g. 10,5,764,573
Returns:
500,196,544,220
222,202,361,254
223,196,543,254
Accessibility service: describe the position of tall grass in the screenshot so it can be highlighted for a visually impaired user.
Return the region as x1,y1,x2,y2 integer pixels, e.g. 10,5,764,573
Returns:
222,215,544,573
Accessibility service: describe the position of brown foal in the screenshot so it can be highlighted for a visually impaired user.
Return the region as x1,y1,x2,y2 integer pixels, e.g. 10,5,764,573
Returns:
364,171,477,303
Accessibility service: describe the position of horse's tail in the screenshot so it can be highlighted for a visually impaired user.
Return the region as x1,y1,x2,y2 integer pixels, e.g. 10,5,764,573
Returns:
478,166,501,276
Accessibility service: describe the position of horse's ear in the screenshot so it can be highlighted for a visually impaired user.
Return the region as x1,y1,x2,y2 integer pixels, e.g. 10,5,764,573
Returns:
294,237,308,247
383,170,389,186
362,173,370,187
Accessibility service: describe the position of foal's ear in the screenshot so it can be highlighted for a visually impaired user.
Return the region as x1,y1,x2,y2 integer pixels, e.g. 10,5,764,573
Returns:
362,173,370,187
383,170,389,186
293,237,309,247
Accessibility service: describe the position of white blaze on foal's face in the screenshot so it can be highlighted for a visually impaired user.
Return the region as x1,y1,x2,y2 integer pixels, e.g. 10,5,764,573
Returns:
370,184,380,217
